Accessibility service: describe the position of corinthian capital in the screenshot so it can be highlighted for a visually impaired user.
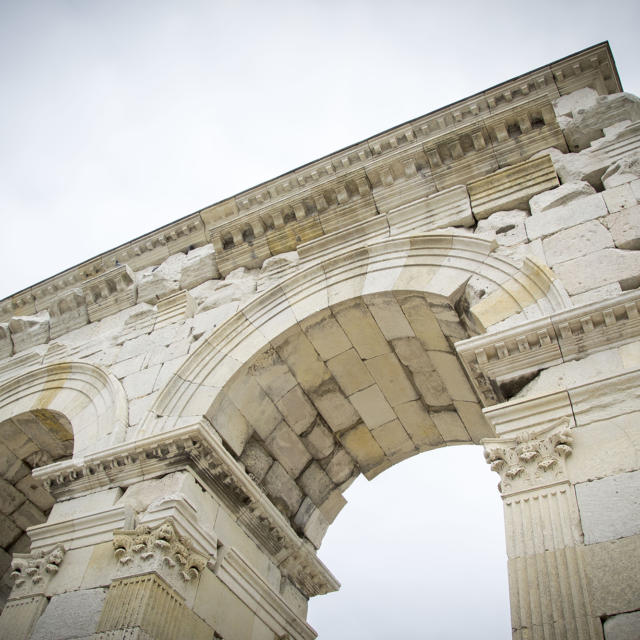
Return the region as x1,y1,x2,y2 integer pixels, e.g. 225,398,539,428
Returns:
483,418,573,494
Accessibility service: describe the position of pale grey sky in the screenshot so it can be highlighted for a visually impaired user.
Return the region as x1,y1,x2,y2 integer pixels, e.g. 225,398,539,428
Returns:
1,1,638,638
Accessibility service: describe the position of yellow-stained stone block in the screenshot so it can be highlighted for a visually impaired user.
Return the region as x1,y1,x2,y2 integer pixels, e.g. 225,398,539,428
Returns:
332,299,390,360
396,294,450,352
431,410,470,442
266,216,324,256
365,352,418,407
299,308,351,361
326,348,375,397
428,351,477,402
371,419,415,457
365,292,415,341
395,399,444,449
311,380,360,433
338,423,386,472
454,400,494,442
348,384,396,429
275,385,316,435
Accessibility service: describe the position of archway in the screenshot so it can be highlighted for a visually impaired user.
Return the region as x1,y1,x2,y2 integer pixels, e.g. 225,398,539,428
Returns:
0,362,128,612
307,446,511,639
0,409,73,609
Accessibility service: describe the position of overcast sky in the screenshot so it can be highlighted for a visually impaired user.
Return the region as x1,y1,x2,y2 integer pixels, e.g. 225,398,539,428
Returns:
1,1,638,638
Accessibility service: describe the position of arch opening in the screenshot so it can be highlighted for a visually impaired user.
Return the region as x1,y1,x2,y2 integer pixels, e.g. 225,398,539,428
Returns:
306,446,511,639
0,409,74,610
202,290,495,549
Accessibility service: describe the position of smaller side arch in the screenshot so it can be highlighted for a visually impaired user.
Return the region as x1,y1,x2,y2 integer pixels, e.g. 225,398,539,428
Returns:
0,362,128,457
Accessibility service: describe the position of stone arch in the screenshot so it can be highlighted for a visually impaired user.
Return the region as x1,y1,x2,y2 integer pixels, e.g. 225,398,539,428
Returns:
0,408,74,608
0,361,128,458
145,233,569,434
134,233,571,547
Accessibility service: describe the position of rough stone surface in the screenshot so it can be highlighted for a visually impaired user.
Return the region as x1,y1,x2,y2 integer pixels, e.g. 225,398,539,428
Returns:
180,244,218,289
561,92,640,151
553,87,599,118
602,152,640,189
29,588,108,640
542,220,613,266
9,312,50,352
605,205,640,250
603,611,640,640
526,192,608,241
474,209,528,247
529,180,596,216
576,470,640,545
552,248,640,295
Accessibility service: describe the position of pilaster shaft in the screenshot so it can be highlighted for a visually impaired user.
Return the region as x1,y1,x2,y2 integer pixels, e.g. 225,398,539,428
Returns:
484,420,601,639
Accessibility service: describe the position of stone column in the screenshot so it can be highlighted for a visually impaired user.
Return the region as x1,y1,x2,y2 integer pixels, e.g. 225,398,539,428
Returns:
483,419,602,640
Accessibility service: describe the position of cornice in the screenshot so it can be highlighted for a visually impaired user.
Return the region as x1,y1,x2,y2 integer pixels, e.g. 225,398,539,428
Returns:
456,289,640,405
31,420,339,599
0,43,618,324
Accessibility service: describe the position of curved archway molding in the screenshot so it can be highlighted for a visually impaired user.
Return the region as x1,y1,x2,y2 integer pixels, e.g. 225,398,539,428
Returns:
140,232,569,436
0,361,128,457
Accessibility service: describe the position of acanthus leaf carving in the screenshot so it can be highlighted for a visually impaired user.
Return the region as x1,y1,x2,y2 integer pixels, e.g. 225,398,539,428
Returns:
483,418,573,494
10,545,65,589
113,518,207,582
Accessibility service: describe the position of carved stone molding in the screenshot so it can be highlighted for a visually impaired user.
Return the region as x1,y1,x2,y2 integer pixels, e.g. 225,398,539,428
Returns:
113,518,208,584
457,288,640,405
32,421,339,599
9,545,65,593
483,418,573,495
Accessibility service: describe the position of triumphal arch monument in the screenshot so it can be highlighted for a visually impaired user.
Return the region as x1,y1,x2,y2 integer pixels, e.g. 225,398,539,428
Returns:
0,42,639,639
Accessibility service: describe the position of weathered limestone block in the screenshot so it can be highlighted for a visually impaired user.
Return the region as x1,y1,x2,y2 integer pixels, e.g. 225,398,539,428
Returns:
467,154,559,219
239,439,273,483
575,470,640,545
529,180,596,216
538,146,610,188
0,595,48,640
122,364,161,400
474,209,528,247
553,87,599,118
582,534,640,618
603,182,638,215
48,288,88,339
542,220,613,266
386,184,474,235
552,248,640,295
83,265,137,322
604,205,640,250
8,312,50,353
293,497,329,549
195,267,258,312
322,448,355,485
603,611,640,640
526,191,608,241
257,251,300,291
29,588,108,640
180,244,219,290
602,151,640,188
561,92,640,151
136,252,187,303
262,461,303,517
0,323,11,359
